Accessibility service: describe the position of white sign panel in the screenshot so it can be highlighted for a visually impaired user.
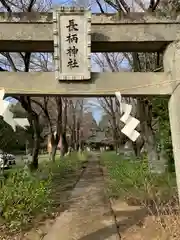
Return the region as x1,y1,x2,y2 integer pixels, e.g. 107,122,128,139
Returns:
53,7,91,80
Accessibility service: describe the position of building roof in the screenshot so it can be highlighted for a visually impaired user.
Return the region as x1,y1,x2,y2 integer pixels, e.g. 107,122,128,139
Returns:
86,131,113,144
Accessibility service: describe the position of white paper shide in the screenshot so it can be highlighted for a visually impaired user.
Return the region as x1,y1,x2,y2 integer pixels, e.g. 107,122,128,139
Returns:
0,89,29,131
115,91,140,142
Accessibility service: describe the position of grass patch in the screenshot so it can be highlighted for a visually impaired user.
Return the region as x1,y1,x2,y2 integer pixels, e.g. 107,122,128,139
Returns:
101,151,180,239
0,151,88,232
100,151,177,207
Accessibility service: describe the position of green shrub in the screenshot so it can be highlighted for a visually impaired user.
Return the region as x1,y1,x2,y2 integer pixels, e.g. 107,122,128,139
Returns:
0,169,52,230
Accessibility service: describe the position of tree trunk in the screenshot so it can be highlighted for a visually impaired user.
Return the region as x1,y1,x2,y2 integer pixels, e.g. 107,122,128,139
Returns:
132,142,141,158
29,113,40,171
49,134,58,162
144,123,160,172
51,143,57,162
25,140,31,155
19,96,40,171
60,132,68,157
111,116,119,154
137,98,160,172
76,121,80,151
132,137,144,158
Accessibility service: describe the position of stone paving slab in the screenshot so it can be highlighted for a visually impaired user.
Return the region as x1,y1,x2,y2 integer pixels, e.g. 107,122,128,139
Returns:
43,156,119,240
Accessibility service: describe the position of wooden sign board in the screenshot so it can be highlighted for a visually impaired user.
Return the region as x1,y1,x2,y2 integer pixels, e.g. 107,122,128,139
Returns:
53,7,91,81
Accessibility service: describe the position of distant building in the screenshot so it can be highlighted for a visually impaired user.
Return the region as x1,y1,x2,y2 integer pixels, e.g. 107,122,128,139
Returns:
85,130,114,150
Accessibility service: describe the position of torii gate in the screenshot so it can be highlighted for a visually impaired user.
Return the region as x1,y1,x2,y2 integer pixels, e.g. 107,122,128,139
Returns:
0,8,180,198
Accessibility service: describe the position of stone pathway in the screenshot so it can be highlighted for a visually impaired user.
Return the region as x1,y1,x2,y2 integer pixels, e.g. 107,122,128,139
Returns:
43,155,120,240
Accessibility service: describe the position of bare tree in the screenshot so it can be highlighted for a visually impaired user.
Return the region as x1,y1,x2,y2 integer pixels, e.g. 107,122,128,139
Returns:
0,0,52,170
67,98,88,151
94,0,166,172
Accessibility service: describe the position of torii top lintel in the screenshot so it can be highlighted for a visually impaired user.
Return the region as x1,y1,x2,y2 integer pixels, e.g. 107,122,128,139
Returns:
0,11,179,53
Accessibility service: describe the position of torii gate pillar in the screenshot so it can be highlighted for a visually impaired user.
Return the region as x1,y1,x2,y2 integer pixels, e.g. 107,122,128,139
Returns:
164,41,180,199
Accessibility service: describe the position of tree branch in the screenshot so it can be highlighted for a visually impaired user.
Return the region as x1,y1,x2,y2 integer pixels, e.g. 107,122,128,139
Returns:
116,0,130,13
31,98,53,135
1,53,17,72
104,0,119,11
0,0,12,12
95,0,105,13
148,0,160,11
27,0,36,12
